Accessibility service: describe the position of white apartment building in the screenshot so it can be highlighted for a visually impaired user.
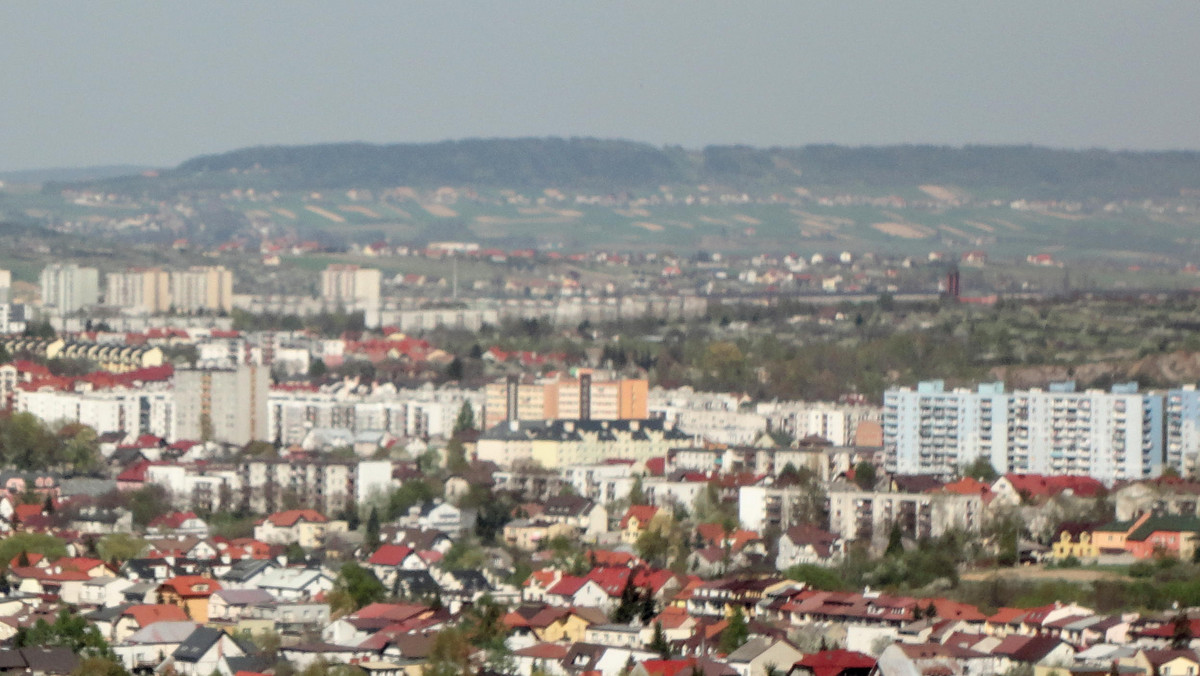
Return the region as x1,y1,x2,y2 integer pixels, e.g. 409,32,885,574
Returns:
320,265,381,308
237,458,392,514
883,380,1164,483
755,401,880,446
16,385,175,442
170,265,234,313
267,386,483,445
105,268,171,314
40,263,99,315
174,365,269,445
826,481,984,543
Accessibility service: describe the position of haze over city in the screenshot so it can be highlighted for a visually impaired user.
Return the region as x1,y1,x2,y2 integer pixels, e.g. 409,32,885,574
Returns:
3,1,1200,172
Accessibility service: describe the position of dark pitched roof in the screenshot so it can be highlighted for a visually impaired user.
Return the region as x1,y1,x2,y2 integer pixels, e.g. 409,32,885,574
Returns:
543,495,595,518
174,626,225,663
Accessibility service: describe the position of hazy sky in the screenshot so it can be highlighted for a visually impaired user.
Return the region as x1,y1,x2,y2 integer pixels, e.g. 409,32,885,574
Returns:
3,2,1199,171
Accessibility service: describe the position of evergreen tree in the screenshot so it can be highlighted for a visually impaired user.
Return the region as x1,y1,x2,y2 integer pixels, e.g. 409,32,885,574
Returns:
719,607,749,654
885,524,904,557
365,507,381,551
613,579,639,623
639,588,657,626
1172,612,1193,650
649,621,671,659
454,402,476,433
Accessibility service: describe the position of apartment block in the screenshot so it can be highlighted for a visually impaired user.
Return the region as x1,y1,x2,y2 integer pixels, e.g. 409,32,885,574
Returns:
483,372,648,429
40,263,99,315
174,365,269,445
826,482,984,543
884,380,1164,483
320,265,381,307
476,418,694,469
105,268,171,314
170,265,234,313
236,458,392,515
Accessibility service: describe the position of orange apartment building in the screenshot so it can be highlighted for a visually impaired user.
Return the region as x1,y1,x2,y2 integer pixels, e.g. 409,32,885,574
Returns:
483,372,648,429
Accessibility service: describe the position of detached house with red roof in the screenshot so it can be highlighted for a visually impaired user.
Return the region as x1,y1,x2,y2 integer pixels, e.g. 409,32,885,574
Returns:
621,505,661,544
254,509,346,549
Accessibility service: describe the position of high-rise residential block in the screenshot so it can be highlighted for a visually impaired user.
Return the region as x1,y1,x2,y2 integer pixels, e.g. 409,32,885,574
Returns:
40,264,99,315
884,380,1163,484
174,365,268,445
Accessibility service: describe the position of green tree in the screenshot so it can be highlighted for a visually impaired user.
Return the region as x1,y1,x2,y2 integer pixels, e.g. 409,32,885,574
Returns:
96,533,148,563
0,532,67,571
425,626,474,676
126,485,171,528
885,524,904,557
365,506,381,551
445,436,469,474
308,358,328,379
853,462,877,491
649,621,671,659
1172,612,1193,650
70,657,129,676
328,562,385,614
454,401,476,433
963,456,998,482
719,607,749,654
14,607,113,658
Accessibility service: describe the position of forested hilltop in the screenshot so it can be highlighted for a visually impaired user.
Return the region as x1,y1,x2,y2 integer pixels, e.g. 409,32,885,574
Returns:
56,138,1200,200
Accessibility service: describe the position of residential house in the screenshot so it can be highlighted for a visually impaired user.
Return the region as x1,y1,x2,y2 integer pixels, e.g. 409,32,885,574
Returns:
787,650,876,676
157,575,221,622
726,637,805,676
776,525,844,569
621,505,661,544
253,567,334,602
113,620,199,672
167,625,250,676
254,509,346,548
367,545,428,584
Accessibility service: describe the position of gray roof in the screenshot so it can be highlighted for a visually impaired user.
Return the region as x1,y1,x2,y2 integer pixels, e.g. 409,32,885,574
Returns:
126,620,200,645
213,588,275,605
221,558,277,582
173,626,225,662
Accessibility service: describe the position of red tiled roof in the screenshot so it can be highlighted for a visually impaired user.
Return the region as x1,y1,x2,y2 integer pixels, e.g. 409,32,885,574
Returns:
159,575,220,598
620,505,659,529
793,650,876,676
368,545,415,567
263,509,328,527
122,603,189,627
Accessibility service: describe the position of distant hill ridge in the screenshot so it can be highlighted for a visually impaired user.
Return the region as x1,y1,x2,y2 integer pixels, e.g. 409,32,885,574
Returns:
56,137,1200,200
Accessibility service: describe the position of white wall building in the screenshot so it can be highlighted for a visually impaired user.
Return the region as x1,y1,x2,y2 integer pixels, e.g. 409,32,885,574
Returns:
884,380,1164,483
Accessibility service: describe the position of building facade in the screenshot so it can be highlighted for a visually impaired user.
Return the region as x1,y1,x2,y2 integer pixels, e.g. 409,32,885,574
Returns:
884,380,1163,483
174,365,269,445
40,263,99,315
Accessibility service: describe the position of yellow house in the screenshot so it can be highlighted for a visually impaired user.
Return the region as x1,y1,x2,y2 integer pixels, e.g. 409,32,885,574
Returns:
536,607,608,643
158,575,220,622
1135,649,1200,676
620,505,660,545
1050,523,1100,561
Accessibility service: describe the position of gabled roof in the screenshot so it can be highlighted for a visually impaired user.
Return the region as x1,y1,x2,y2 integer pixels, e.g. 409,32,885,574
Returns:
125,620,198,644
991,634,1069,663
793,649,876,676
368,544,416,567
159,575,221,597
620,505,659,528
174,626,228,663
262,509,328,527
122,603,190,628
